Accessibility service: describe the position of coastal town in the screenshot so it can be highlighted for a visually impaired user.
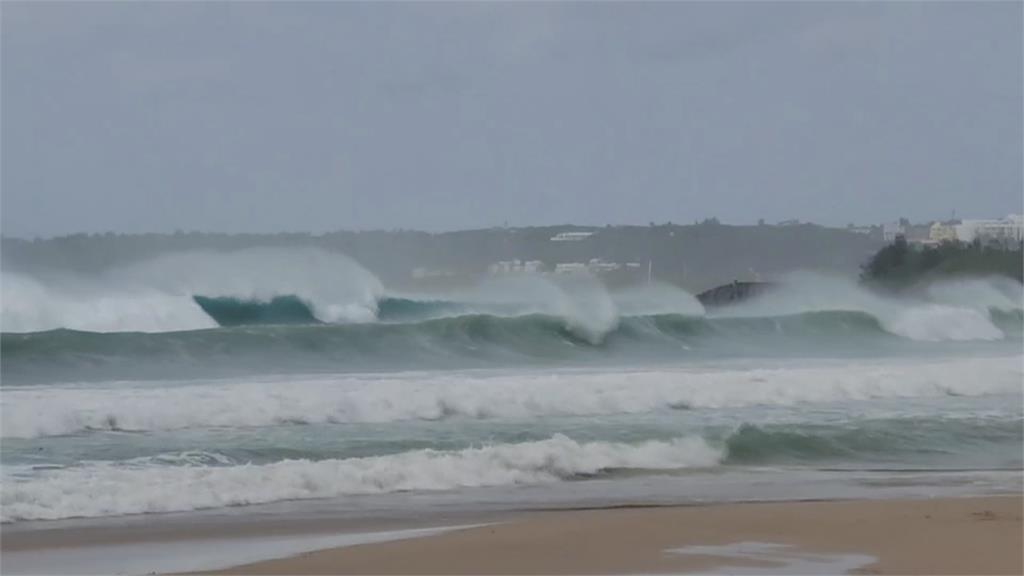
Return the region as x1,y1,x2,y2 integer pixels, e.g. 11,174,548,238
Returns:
6,214,1021,294
481,214,1024,281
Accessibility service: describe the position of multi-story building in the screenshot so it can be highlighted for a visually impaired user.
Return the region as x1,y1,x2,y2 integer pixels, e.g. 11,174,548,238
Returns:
554,262,588,274
882,222,905,242
488,259,545,275
928,222,957,243
954,215,1023,244
550,232,593,242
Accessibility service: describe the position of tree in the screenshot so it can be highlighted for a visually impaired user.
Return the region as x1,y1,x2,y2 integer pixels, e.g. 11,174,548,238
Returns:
861,235,1022,287
861,235,909,282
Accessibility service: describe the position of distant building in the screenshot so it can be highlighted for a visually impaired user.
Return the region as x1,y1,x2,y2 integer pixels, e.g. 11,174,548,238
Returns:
903,223,933,244
955,215,1023,244
586,258,621,273
554,262,588,274
552,259,623,275
882,222,905,242
550,231,593,242
929,222,957,243
488,259,544,275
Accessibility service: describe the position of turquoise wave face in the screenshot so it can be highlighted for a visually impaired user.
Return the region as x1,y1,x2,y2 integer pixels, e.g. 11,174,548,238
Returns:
375,296,468,322
192,294,473,326
720,418,1024,466
2,308,1020,384
192,295,322,326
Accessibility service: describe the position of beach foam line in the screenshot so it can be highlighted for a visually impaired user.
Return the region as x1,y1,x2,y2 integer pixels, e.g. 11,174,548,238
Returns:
0,523,489,575
668,541,876,574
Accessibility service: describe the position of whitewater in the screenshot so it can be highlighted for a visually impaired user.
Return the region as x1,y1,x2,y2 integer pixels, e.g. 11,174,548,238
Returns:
1,248,1022,523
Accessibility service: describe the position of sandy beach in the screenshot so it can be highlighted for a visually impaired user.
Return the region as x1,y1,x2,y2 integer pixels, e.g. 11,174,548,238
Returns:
196,495,1022,575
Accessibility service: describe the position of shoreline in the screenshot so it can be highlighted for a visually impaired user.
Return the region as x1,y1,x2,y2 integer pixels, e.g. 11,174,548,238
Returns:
3,494,1020,575
208,495,1023,575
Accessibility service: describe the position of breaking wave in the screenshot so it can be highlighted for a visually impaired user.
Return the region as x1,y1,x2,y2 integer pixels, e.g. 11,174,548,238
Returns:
4,355,1020,439
2,252,1021,384
3,305,1021,385
0,434,722,521
4,251,1021,526
5,411,1021,522
192,295,322,326
1,248,384,333
723,419,1024,464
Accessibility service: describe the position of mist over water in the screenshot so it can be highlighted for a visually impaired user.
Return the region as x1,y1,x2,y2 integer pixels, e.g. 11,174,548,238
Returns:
717,271,1022,341
2,248,384,332
1,247,1021,522
2,247,1018,336
2,249,1020,385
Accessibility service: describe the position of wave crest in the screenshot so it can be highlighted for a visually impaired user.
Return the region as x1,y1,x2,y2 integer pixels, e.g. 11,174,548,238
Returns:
0,434,721,521
4,356,1019,439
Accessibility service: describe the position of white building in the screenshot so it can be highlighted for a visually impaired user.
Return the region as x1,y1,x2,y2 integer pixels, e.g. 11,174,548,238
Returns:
554,262,588,274
928,222,957,243
954,215,1023,244
523,260,544,273
586,258,621,273
882,222,905,242
550,231,593,242
554,259,624,275
488,259,544,275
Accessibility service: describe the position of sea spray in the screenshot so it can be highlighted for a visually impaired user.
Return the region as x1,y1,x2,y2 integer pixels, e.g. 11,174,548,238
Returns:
2,248,384,332
714,272,1014,342
611,282,706,317
1,272,218,333
925,276,1024,312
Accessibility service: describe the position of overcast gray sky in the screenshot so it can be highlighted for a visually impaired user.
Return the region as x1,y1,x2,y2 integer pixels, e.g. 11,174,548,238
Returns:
2,1,1021,238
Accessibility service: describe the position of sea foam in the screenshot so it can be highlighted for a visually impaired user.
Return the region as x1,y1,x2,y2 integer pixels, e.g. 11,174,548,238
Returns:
0,434,721,521
2,247,383,333
4,356,1019,439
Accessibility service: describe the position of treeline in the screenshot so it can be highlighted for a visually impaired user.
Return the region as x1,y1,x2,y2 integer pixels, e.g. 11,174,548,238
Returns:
861,236,1023,287
2,222,883,292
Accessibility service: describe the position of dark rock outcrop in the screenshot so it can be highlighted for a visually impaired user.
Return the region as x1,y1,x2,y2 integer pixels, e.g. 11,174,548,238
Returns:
697,281,775,308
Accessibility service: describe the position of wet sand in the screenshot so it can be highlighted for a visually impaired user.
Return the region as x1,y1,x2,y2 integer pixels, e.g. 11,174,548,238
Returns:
207,495,1022,575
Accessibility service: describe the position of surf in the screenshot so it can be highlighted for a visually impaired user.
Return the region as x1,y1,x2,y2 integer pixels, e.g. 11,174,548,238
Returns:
5,408,1021,522
3,305,1021,385
1,247,385,333
4,355,1020,439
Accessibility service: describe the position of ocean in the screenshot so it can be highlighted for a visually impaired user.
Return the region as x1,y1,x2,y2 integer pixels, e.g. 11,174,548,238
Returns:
1,248,1022,524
